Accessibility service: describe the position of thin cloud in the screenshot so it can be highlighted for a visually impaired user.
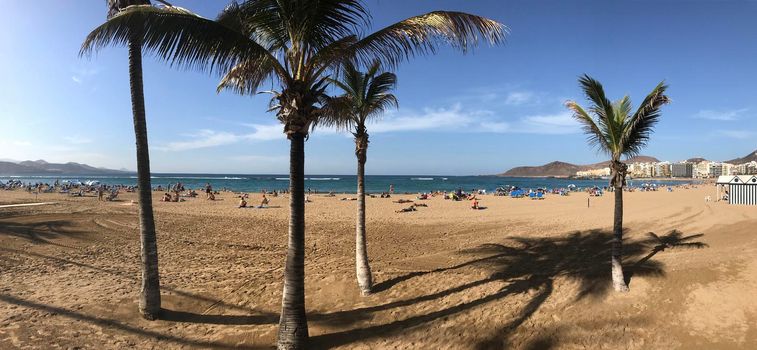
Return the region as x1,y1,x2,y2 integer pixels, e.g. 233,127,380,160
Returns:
158,104,581,152
694,108,748,121
504,91,535,105
519,112,581,134
156,130,242,151
70,65,100,85
156,125,286,151
241,123,285,140
716,130,753,139
369,104,480,133
64,136,93,144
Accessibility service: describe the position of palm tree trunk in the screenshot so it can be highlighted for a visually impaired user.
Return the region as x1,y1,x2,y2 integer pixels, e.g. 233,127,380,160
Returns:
129,34,161,319
277,131,308,350
611,186,629,292
355,140,372,295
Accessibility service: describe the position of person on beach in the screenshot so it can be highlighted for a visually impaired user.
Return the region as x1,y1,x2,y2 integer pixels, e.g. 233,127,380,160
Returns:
97,186,104,201
396,204,417,213
259,194,269,208
205,183,212,199
161,192,171,202
471,196,480,209
239,196,247,208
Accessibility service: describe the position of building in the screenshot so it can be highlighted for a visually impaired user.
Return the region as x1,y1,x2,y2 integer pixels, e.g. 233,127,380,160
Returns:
734,161,757,175
709,163,724,177
576,167,611,178
671,162,693,178
694,161,712,178
716,175,757,205
654,161,672,178
629,162,654,178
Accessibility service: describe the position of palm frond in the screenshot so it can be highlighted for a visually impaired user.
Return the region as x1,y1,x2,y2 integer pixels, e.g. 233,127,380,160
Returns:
621,81,669,157
351,11,506,69
81,5,284,77
577,74,620,156
107,0,151,19
565,100,611,155
317,95,357,132
217,56,282,94
365,71,397,107
216,0,289,51
292,0,370,50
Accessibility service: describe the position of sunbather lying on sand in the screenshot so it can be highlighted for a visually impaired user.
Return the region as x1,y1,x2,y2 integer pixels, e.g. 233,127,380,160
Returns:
415,203,428,207
393,199,413,204
341,197,357,201
395,204,417,213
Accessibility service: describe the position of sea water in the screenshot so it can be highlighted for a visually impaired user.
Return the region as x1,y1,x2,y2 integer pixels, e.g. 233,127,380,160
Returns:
1,174,695,194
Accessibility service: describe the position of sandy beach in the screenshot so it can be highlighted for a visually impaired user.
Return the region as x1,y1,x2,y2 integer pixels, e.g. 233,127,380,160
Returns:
1,185,755,349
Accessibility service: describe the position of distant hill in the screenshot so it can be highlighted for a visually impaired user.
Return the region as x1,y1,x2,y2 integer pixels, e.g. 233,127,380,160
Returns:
686,157,708,163
498,155,660,177
0,160,131,175
726,150,757,165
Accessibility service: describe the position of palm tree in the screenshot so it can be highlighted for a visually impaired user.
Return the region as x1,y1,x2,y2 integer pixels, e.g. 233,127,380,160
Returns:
81,2,505,348
99,0,162,320
324,61,398,295
565,74,669,292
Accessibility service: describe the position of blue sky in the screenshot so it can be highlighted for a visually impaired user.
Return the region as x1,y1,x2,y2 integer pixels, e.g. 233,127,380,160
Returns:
1,0,756,175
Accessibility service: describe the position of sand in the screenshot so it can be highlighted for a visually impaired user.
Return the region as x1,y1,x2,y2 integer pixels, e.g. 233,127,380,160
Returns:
1,185,756,349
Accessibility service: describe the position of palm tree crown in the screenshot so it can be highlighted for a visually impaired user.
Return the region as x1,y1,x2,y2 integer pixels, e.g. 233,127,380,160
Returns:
565,74,669,186
82,0,506,136
325,60,398,137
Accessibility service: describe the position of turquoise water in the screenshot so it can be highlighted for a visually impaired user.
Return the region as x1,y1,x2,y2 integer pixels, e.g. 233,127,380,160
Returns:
1,174,694,193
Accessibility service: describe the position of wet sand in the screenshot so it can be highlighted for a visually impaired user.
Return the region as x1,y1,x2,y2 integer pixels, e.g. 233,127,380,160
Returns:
1,185,755,349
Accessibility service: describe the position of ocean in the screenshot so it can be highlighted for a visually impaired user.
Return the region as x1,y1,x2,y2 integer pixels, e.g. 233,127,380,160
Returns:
1,174,695,194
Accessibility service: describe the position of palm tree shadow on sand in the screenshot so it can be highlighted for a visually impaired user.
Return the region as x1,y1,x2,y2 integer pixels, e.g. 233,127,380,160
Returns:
311,229,707,349
0,220,85,247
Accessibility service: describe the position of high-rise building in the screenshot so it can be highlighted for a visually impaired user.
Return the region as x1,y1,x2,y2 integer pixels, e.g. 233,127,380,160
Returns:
672,162,693,178
694,161,712,178
655,162,672,178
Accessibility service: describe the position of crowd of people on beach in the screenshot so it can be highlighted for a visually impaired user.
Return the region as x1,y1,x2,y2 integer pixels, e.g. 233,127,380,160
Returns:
2,178,702,214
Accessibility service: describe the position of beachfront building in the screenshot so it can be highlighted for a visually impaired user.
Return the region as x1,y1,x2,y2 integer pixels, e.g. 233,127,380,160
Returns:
734,161,757,175
629,162,655,178
716,175,757,205
655,161,672,178
694,161,712,178
709,163,733,177
575,167,611,178
671,162,694,178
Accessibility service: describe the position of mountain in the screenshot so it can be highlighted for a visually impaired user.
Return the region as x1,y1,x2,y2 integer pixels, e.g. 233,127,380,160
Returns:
726,150,757,165
686,157,708,163
0,160,131,175
498,155,660,177
499,161,587,177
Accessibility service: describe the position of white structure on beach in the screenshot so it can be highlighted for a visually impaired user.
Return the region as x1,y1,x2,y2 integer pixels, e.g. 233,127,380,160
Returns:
716,175,757,205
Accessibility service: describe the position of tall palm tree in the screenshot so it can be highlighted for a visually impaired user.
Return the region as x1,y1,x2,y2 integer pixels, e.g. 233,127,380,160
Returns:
324,61,398,295
565,74,669,292
81,2,505,348
100,0,162,320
